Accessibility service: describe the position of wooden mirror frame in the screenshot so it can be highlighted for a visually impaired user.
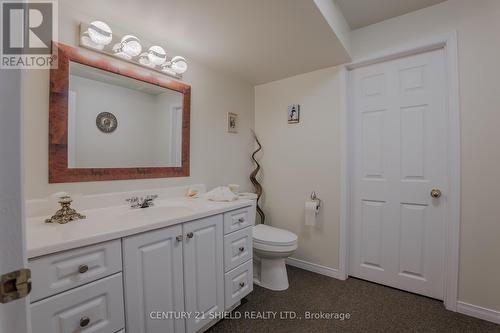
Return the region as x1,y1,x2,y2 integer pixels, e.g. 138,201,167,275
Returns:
49,43,191,183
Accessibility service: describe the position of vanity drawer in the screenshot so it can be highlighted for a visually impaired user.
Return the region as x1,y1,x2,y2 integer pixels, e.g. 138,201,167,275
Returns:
223,206,254,234
224,226,252,272
225,260,253,309
29,240,122,302
30,273,125,333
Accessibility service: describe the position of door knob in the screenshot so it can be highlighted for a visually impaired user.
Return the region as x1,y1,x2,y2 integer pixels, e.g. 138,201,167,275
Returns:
430,189,442,199
187,232,194,239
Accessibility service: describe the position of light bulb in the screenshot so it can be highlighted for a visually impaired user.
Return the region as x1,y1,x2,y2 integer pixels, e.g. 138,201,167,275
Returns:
80,34,104,50
120,35,142,57
170,56,188,74
147,45,166,66
87,21,112,46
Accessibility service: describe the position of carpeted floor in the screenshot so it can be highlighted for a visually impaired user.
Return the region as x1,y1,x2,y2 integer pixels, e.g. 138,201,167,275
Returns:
208,266,500,333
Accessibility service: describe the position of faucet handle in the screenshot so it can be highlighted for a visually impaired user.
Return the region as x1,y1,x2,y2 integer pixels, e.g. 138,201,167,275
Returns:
126,197,139,204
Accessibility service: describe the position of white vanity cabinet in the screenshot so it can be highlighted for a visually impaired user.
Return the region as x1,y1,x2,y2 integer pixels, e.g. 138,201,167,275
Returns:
29,240,125,333
222,207,254,310
122,224,185,333
28,203,255,333
183,215,224,333
123,214,224,333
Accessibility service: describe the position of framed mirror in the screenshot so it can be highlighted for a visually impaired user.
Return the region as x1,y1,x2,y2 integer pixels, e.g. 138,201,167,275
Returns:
49,43,191,183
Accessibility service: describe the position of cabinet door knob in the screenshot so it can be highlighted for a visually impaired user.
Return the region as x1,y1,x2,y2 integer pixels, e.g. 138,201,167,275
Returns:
239,282,245,288
80,316,90,327
78,265,89,274
239,247,245,252
238,218,245,223
187,232,194,239
176,235,183,242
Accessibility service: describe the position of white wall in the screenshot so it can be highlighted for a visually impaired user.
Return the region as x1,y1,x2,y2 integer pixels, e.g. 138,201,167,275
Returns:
69,76,183,168
313,0,352,55
23,2,255,199
255,67,342,269
70,76,156,168
152,92,183,166
351,0,500,313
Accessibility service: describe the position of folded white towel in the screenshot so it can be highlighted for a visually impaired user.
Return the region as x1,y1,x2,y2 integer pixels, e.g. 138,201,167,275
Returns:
205,186,238,202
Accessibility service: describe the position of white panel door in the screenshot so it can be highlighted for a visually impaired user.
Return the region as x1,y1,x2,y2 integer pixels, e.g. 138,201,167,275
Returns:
183,215,224,333
349,49,447,299
123,225,185,333
0,69,29,333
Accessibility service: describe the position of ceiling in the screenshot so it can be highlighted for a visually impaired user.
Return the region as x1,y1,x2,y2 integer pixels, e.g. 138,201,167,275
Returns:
336,0,447,29
61,0,350,85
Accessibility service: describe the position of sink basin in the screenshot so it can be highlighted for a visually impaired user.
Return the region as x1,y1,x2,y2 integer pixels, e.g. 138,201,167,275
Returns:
120,205,195,221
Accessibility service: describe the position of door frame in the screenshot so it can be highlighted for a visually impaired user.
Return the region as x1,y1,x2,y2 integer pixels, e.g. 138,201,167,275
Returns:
339,32,461,311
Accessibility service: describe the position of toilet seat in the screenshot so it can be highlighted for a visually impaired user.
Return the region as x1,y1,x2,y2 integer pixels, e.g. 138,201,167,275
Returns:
253,224,298,252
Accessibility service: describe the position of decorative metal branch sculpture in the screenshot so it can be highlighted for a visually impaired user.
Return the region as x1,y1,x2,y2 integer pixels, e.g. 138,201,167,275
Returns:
250,130,265,224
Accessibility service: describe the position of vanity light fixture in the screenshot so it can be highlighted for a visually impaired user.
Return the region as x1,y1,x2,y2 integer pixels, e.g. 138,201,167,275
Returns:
114,35,142,57
79,21,188,79
161,56,188,75
88,21,113,46
147,45,167,66
169,56,188,74
138,52,153,67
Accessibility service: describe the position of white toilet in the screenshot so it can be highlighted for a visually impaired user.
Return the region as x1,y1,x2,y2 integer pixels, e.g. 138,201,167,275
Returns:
252,224,298,291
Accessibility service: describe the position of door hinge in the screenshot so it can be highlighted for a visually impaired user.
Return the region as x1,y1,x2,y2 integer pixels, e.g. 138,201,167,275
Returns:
0,268,31,304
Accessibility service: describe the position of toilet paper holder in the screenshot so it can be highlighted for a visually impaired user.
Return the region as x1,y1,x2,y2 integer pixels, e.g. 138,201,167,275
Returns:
310,191,321,210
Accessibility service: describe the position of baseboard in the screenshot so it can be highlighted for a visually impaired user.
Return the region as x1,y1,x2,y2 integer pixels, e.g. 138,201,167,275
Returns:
456,301,500,324
286,257,346,280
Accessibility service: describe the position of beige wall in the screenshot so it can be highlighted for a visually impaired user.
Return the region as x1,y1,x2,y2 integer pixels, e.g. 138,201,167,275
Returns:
352,0,500,312
255,67,342,269
255,0,500,312
23,2,255,199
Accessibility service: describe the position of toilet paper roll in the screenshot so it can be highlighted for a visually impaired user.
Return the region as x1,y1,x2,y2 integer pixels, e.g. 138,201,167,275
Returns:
305,200,319,226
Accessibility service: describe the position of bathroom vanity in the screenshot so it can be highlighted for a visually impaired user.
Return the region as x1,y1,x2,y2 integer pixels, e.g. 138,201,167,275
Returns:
28,41,255,332
26,190,255,333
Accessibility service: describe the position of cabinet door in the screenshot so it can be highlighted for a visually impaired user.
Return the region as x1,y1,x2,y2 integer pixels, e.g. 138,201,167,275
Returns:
183,215,224,333
123,225,185,333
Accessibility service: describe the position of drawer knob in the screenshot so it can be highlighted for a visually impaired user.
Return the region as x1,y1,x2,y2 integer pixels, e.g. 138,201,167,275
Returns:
80,316,90,327
78,265,89,274
239,247,245,252
238,218,245,223
187,232,194,239
239,282,245,288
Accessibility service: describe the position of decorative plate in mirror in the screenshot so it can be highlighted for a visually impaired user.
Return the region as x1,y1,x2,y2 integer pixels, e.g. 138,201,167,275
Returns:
96,112,118,133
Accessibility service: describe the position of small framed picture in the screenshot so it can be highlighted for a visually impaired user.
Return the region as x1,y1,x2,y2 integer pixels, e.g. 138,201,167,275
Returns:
288,104,300,124
227,112,238,133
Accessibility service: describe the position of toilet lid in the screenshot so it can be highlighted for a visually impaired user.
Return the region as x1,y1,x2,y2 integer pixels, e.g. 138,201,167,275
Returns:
253,224,298,246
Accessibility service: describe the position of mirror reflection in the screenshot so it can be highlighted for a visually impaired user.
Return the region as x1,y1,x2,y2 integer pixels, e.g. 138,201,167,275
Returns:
68,61,183,168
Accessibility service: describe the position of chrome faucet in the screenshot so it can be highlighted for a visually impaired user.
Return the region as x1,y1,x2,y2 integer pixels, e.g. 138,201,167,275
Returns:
126,195,158,209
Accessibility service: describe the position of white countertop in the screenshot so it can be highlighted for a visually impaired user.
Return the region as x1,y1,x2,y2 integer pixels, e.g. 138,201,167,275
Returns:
26,197,254,258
